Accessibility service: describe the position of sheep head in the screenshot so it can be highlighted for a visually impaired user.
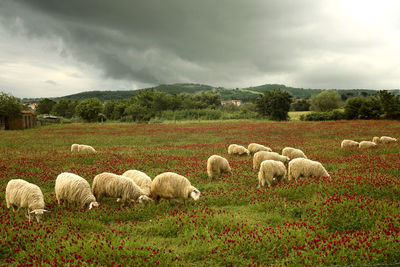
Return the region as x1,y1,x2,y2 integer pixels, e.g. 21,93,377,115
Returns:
138,195,153,204
29,209,49,222
189,187,201,201
89,202,99,210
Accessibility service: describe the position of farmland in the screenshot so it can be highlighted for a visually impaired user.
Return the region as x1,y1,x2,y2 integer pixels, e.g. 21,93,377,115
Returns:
0,120,400,266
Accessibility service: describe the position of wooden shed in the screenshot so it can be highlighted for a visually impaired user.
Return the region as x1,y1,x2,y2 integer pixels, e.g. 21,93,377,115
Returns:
0,110,37,130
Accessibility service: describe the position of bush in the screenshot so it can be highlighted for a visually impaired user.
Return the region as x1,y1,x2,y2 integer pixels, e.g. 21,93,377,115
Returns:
300,110,345,121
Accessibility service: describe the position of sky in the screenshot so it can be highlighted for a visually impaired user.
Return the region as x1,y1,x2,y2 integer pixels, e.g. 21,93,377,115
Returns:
1,0,400,98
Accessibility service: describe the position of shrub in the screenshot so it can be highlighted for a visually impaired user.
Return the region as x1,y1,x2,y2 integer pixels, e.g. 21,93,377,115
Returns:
300,110,344,121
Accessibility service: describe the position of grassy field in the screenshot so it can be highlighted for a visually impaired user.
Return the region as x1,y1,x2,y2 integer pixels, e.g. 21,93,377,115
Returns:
0,120,400,266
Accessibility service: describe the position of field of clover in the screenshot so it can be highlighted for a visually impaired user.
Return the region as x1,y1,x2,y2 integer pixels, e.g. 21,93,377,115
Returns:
0,120,399,266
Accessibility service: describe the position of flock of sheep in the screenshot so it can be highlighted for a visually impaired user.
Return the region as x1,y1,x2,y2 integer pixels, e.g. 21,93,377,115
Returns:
5,135,397,223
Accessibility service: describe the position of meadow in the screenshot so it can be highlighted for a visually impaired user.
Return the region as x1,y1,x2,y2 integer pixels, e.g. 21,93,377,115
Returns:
0,120,399,266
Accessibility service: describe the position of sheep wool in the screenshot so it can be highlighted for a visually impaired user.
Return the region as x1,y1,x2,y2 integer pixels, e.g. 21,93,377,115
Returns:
122,170,152,196
340,140,359,149
228,144,250,156
282,147,307,159
248,143,272,154
372,137,380,144
151,172,201,203
6,179,47,222
380,136,397,144
78,145,96,154
253,151,289,170
55,172,98,209
71,144,79,152
258,160,287,188
207,155,231,178
288,158,330,181
359,141,377,149
92,172,147,203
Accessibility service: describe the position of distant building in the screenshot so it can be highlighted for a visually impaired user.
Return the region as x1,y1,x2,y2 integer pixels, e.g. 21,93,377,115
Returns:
0,110,37,130
221,100,243,106
27,103,37,110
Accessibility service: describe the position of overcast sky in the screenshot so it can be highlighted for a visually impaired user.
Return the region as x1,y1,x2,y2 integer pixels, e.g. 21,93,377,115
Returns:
1,0,400,98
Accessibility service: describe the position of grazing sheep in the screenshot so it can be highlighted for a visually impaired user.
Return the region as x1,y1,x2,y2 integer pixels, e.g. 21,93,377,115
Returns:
6,179,48,222
372,137,380,144
248,143,272,154
78,144,96,154
359,141,377,149
340,140,359,149
55,172,99,209
92,172,152,204
253,151,289,170
122,170,152,196
282,147,307,159
380,136,397,144
258,160,287,188
151,172,201,204
207,155,231,178
71,144,79,152
228,144,250,156
288,158,330,181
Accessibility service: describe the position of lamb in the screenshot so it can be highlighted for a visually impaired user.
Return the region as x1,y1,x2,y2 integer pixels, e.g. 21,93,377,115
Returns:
122,170,152,196
282,147,307,159
71,144,79,152
380,136,397,144
288,158,330,181
340,140,359,149
92,172,152,204
207,155,231,178
6,179,48,222
55,172,99,209
78,144,96,154
258,160,287,188
253,151,289,170
359,141,377,149
228,144,250,156
248,143,272,154
150,172,201,204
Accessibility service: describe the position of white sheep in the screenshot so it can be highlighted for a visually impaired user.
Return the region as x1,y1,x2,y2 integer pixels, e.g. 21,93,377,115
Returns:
6,179,49,222
71,144,79,152
282,147,307,159
372,137,380,144
78,144,96,154
359,141,377,149
150,172,201,204
228,144,250,156
248,143,272,154
92,172,152,204
288,158,330,181
55,172,99,209
258,160,287,188
380,136,397,144
122,170,152,196
207,155,231,178
340,140,359,149
253,151,289,170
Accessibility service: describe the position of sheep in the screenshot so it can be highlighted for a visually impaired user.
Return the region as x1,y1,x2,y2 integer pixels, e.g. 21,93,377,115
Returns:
228,144,250,156
5,179,49,222
248,143,272,154
372,137,380,144
253,151,289,170
340,140,359,149
380,136,397,144
282,147,307,159
122,170,152,196
78,144,96,154
288,158,330,181
207,155,231,178
258,160,287,188
92,172,152,204
71,144,79,152
359,141,377,149
150,172,201,204
55,172,99,209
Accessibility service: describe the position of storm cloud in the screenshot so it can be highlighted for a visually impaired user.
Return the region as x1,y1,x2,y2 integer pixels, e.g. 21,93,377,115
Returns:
1,0,399,97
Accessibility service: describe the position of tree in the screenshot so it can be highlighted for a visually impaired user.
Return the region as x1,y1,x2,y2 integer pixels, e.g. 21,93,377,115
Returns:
291,99,310,111
75,98,103,122
255,89,292,121
36,98,56,115
358,97,383,119
344,97,364,119
378,90,400,119
310,90,341,112
51,99,77,118
221,103,239,113
0,92,23,118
